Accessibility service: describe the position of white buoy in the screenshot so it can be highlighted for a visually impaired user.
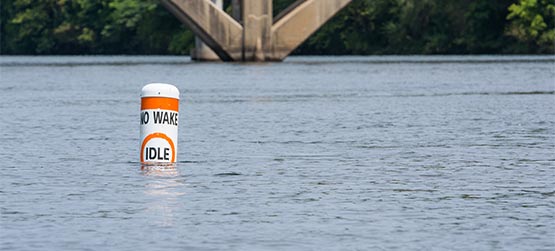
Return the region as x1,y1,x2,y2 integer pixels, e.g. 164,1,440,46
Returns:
140,83,180,165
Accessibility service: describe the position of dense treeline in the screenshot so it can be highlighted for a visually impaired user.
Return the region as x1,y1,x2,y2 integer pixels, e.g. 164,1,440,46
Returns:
1,0,553,55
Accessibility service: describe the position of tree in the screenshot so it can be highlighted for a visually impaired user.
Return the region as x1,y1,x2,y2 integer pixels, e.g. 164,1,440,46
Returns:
461,0,514,54
0,0,193,54
0,0,553,55
506,0,555,53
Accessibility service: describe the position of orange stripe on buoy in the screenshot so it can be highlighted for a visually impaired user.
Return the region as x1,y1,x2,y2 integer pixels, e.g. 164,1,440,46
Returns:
141,97,179,112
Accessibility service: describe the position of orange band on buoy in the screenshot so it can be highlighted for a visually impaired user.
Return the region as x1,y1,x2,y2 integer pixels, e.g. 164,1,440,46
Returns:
141,97,179,112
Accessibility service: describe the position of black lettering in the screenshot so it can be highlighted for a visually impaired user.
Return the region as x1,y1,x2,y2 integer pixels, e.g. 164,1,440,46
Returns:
157,147,163,160
150,147,158,160
153,111,163,124
169,112,175,125
146,147,171,161
163,112,169,124
151,111,178,126
141,111,149,125
164,148,170,160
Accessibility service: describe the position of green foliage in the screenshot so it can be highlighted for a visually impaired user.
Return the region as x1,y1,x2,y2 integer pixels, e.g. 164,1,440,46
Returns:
461,0,514,53
0,0,553,55
1,0,192,54
506,0,555,53
296,0,544,55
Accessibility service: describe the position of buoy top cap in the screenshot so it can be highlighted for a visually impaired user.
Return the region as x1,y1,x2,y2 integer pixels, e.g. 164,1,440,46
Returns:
141,83,180,99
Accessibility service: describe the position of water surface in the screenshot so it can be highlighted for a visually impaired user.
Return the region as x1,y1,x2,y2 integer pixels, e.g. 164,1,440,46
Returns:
1,56,554,250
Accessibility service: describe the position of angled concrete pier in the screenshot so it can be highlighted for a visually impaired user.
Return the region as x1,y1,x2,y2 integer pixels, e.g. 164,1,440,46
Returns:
190,0,222,61
160,0,352,61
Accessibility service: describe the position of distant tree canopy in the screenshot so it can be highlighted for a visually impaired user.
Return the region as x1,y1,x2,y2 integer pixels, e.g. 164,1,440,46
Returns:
1,0,554,55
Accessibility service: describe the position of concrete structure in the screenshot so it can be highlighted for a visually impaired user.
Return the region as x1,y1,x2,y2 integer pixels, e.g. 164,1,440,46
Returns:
190,0,222,61
160,0,352,61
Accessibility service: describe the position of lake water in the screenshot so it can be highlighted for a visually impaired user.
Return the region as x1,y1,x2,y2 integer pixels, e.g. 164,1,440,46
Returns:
1,56,554,250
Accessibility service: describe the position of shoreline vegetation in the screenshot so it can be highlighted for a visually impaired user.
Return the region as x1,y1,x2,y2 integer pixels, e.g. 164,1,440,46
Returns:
1,0,554,55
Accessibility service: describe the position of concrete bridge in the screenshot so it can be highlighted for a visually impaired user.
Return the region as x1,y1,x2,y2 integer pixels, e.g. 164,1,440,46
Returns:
160,0,352,62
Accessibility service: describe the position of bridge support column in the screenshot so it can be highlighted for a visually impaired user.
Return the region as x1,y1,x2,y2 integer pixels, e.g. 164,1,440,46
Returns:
270,0,352,61
190,0,222,61
241,0,272,61
161,0,352,62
